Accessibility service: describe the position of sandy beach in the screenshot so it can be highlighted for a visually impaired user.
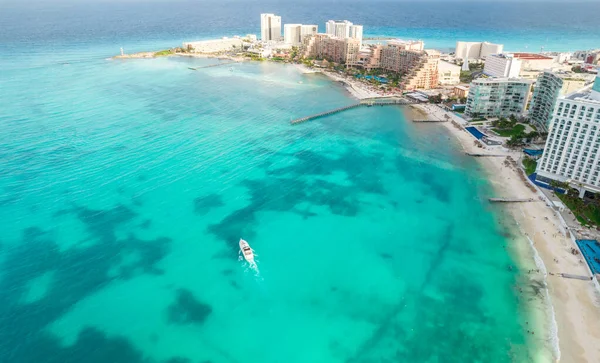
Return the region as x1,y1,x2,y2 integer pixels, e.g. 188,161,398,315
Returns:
413,104,600,362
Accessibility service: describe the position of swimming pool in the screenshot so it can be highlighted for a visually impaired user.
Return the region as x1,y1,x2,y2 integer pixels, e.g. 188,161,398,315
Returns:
465,126,486,140
576,240,600,274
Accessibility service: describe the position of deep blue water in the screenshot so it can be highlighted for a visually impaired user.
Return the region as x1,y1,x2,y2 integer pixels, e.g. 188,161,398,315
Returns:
2,0,600,56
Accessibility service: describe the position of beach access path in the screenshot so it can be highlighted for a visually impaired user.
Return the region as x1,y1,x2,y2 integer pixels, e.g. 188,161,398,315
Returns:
414,104,600,363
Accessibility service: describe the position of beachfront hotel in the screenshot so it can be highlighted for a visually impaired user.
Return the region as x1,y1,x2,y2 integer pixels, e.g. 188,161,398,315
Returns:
465,78,533,118
325,20,363,47
536,76,600,196
284,24,318,46
260,13,282,42
483,54,522,78
529,71,595,130
283,24,302,45
303,34,361,66
455,41,504,60
377,40,439,90
437,60,461,85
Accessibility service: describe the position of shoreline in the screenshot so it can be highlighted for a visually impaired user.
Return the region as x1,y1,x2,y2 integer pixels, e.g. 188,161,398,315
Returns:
412,104,600,362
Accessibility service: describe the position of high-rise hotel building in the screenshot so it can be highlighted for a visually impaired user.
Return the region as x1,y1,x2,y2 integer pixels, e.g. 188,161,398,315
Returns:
325,20,363,47
536,75,600,195
260,13,282,42
529,71,593,131
284,24,318,45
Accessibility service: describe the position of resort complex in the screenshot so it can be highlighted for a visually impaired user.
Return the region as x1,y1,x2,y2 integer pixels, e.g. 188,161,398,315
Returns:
536,76,600,195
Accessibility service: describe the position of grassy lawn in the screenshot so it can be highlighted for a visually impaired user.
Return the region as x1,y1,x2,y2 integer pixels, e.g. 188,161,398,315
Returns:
493,124,525,137
522,157,537,175
154,50,172,57
557,192,600,227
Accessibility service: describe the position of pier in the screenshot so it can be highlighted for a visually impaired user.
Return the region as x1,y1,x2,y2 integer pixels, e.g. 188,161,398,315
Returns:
290,98,418,124
559,273,592,281
188,61,237,70
413,119,446,123
466,153,506,157
291,103,361,124
488,198,535,203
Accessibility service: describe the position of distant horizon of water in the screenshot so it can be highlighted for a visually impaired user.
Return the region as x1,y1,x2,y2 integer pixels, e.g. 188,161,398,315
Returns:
1,0,600,60
0,1,583,362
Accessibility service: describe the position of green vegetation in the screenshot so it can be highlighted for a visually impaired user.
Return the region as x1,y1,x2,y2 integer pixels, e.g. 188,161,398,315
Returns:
491,116,540,147
154,50,173,57
469,62,483,71
245,54,264,61
494,124,525,137
522,157,537,176
572,65,585,73
290,46,299,60
429,93,443,104
556,190,600,227
460,70,475,83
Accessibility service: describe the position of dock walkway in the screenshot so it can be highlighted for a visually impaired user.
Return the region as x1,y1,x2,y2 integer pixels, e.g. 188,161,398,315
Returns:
489,198,535,203
188,61,237,70
466,153,506,157
290,98,418,124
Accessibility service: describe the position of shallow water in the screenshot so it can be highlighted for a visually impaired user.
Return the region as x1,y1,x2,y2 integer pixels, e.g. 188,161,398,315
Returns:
0,54,549,362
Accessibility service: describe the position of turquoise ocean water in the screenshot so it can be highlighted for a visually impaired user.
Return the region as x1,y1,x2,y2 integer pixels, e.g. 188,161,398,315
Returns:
2,1,596,361
1,55,545,362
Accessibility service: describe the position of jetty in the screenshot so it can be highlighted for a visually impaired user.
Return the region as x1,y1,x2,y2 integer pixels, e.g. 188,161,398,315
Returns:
413,119,446,123
188,61,237,70
466,153,506,157
489,198,535,203
290,97,418,124
291,103,361,124
559,273,592,281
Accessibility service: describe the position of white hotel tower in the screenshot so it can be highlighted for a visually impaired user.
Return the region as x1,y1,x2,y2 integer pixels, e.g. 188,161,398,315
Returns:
536,75,600,196
260,13,282,42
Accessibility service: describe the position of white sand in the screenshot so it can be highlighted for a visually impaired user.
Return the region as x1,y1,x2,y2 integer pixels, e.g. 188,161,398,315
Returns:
414,104,600,362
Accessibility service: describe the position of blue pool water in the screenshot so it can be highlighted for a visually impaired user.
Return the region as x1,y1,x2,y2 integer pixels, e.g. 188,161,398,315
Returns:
355,75,389,83
465,126,486,140
576,240,600,275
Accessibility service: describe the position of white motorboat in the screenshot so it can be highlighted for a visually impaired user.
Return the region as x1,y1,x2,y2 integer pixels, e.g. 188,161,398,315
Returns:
239,239,255,265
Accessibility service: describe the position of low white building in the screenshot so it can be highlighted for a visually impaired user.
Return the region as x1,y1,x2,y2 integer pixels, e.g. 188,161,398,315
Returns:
183,38,244,53
483,54,522,78
512,53,554,71
455,41,504,60
535,75,600,195
437,60,461,85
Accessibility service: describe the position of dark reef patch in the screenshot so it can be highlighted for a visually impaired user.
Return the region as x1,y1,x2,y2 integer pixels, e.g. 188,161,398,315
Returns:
208,145,388,249
20,327,148,363
0,202,172,363
163,357,192,363
194,194,224,215
74,204,137,242
167,289,212,326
